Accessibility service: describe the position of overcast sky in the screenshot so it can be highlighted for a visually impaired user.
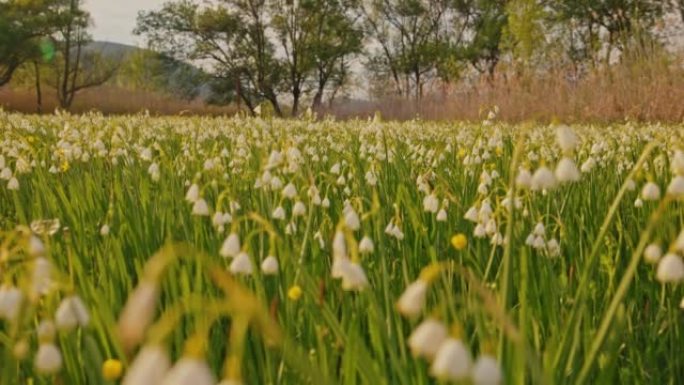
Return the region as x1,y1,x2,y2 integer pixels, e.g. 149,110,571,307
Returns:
85,0,167,46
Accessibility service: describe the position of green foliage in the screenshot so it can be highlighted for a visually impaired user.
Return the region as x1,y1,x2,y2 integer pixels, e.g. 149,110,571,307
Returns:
502,0,547,66
0,0,62,86
1,114,684,384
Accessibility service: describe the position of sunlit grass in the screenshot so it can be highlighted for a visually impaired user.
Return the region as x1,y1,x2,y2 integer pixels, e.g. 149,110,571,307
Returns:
0,112,682,384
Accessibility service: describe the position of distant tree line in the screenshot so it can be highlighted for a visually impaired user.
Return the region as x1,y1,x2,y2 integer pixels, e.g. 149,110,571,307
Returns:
133,0,684,116
2,0,684,114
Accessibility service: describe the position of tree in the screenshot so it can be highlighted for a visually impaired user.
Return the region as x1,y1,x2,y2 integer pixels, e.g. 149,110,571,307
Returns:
360,0,451,99
0,0,60,87
452,0,507,79
308,0,362,110
271,0,362,114
552,0,666,66
136,0,284,115
47,0,118,108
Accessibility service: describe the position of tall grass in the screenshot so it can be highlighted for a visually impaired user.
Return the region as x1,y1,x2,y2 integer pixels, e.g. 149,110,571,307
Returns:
327,57,684,123
0,113,682,385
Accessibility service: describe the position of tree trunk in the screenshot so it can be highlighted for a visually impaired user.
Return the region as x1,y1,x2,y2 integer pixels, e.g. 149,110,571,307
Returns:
33,61,42,113
291,87,300,117
414,68,422,99
60,0,76,109
311,88,324,110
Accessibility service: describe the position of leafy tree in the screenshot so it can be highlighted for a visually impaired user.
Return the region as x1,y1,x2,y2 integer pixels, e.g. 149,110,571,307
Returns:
502,0,547,67
552,0,666,66
136,0,283,115
0,0,61,86
136,0,360,115
271,0,362,114
452,0,507,79
360,0,451,99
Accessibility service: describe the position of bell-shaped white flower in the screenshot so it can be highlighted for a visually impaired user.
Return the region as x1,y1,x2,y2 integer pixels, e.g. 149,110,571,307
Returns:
473,223,486,238
282,183,297,199
531,167,556,191
35,343,62,374
532,235,545,250
220,233,241,258
270,176,283,190
272,206,286,220
436,208,447,222
191,199,210,216
485,218,497,235
667,176,684,197
55,295,90,332
359,236,374,254
261,255,279,275
580,157,595,173
641,182,661,201
185,184,200,203
122,345,170,385
212,212,226,227
0,286,23,321
430,338,472,381
7,177,19,190
656,253,684,283
471,354,503,385
292,201,306,217
546,238,560,257
229,252,253,275
396,279,428,318
0,167,12,180
340,262,369,291
407,318,448,360
643,244,662,264
625,178,637,191
344,209,360,230
478,202,492,221
423,194,439,213
464,206,479,222
555,157,580,183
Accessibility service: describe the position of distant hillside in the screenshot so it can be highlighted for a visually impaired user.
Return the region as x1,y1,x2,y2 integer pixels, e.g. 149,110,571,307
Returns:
86,41,216,102
86,41,139,59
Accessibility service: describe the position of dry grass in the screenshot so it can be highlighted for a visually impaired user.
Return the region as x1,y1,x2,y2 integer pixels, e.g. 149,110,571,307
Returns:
0,86,237,116
2,57,683,122
326,58,684,123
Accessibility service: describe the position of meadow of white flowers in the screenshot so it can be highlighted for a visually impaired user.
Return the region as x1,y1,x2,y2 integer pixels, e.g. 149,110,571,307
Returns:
0,111,682,384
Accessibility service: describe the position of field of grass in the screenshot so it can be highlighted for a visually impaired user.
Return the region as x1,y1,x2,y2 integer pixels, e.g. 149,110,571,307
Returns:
0,112,682,385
